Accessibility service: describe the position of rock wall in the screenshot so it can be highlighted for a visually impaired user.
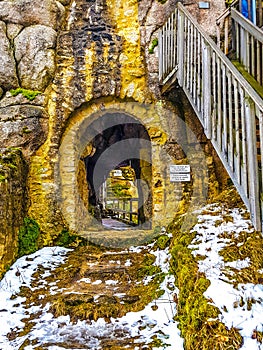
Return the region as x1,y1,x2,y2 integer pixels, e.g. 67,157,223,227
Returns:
0,0,229,262
0,149,27,277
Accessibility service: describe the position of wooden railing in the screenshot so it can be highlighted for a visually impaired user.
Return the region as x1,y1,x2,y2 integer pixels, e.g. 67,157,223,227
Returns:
232,9,263,86
105,197,139,225
216,6,263,86
159,3,263,231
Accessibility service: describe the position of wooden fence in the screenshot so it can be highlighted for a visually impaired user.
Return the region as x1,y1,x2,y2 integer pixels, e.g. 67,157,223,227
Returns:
159,2,263,231
105,197,139,225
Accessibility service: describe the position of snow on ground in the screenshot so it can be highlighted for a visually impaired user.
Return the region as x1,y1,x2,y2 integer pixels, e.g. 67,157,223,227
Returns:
189,205,263,350
0,243,184,349
1,205,263,349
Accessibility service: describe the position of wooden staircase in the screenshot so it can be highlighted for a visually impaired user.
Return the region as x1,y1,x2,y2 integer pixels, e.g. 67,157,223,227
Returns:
158,3,263,231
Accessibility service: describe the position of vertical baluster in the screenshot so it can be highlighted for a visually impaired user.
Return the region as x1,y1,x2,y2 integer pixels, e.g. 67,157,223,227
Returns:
234,79,241,185
165,21,168,77
224,16,229,55
158,28,163,81
190,22,194,96
217,57,222,150
240,26,245,64
197,31,201,112
245,101,260,230
212,51,217,141
245,30,250,71
222,64,228,156
240,87,248,196
259,109,263,231
171,12,174,71
251,35,255,77
193,27,197,105
186,19,191,90
227,70,234,172
256,40,261,85
177,8,185,86
162,25,166,81
236,21,240,61
168,16,171,72
173,11,177,70
202,40,211,137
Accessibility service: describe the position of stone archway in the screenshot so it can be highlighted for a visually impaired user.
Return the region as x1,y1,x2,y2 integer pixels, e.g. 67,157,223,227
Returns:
77,112,152,228
28,99,209,246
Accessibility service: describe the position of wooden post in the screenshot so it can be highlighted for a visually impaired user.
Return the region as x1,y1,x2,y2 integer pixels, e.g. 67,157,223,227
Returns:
158,29,163,82
202,41,212,139
245,98,261,230
177,8,185,86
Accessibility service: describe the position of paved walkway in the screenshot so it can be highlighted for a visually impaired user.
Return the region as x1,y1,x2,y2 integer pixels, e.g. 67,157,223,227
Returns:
102,217,130,230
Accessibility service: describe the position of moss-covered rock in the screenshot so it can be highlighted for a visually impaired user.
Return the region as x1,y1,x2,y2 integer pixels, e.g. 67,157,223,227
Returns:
168,214,243,350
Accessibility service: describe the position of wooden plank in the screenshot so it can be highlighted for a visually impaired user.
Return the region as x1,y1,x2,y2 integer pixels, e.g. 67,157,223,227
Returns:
234,78,241,185
174,11,178,69
217,56,222,151
197,31,201,112
232,8,263,43
224,16,229,55
165,21,168,76
189,24,195,96
222,63,228,156
158,29,163,81
177,10,185,86
176,3,263,110
251,35,255,77
193,26,197,104
212,50,217,141
236,21,240,60
245,100,261,229
168,16,171,71
186,19,191,90
228,70,234,171
258,109,263,214
255,40,263,85
202,40,212,138
240,87,248,196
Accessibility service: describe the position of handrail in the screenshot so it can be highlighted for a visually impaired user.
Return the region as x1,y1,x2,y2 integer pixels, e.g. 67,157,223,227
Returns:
232,8,263,42
176,3,263,107
159,2,263,231
216,0,239,25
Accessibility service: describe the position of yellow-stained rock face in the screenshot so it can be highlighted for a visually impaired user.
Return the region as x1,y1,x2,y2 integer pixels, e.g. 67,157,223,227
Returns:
26,0,221,245
106,0,149,103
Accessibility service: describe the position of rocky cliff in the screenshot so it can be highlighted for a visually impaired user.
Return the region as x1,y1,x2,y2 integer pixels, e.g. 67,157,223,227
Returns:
0,0,228,276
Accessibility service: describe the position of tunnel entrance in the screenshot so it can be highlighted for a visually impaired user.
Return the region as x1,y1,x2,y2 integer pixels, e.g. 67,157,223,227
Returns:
79,112,152,229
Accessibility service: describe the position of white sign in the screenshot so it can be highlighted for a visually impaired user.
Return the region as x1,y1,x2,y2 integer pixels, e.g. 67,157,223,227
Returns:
170,165,190,173
170,173,191,182
112,170,122,177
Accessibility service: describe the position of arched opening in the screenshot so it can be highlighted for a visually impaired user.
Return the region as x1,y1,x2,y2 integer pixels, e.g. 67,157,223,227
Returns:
78,112,152,229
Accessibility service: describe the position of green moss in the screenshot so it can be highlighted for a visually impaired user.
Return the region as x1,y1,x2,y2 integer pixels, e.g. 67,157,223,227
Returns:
149,38,158,54
111,183,131,198
18,218,40,257
169,215,243,350
54,229,87,248
231,61,263,99
10,88,41,101
0,173,7,182
22,126,32,134
154,234,171,250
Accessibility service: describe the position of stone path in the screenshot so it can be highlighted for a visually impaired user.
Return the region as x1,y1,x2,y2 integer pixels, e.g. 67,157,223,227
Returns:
1,240,181,349
102,218,130,230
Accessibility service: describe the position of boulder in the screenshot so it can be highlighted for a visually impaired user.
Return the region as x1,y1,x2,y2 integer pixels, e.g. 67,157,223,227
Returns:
0,0,65,30
0,105,47,156
0,21,19,90
14,25,57,91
